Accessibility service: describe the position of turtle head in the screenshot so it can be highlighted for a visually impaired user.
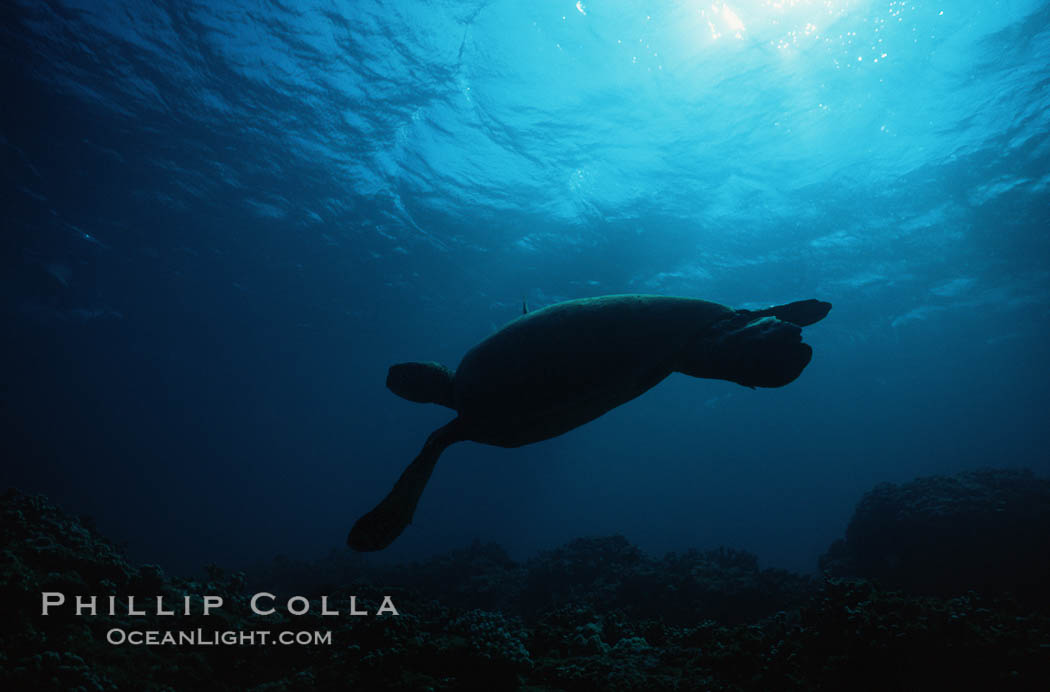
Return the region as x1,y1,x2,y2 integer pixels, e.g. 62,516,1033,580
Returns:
678,316,813,388
387,361,457,408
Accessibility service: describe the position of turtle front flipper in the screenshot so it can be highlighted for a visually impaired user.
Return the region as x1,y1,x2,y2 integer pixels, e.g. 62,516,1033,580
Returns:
348,418,463,551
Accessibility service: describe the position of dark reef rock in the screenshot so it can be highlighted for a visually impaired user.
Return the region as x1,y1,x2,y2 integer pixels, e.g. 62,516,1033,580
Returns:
4,482,1050,691
522,537,816,626
247,538,526,614
249,534,815,627
820,468,1050,601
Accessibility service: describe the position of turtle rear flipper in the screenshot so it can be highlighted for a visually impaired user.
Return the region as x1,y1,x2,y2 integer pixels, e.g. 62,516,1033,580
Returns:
677,316,813,389
721,317,812,388
751,299,832,326
386,361,455,408
348,419,462,551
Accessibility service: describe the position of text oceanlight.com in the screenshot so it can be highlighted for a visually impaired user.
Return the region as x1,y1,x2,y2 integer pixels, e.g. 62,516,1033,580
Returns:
41,591,400,647
106,628,332,646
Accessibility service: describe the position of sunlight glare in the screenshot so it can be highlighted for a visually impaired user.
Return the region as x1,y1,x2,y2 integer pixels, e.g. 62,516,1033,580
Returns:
693,0,871,49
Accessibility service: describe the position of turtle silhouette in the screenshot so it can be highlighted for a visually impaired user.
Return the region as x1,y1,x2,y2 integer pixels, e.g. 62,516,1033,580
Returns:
349,294,831,551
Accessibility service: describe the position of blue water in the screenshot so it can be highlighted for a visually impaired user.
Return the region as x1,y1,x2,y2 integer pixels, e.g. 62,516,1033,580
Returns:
3,0,1048,576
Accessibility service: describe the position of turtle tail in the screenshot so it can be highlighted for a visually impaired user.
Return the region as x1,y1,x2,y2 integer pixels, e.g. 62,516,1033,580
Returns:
347,418,463,551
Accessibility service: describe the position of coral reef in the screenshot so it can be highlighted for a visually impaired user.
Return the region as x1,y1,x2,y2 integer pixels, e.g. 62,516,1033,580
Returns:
4,477,1050,691
820,468,1050,602
521,538,816,626
248,535,813,627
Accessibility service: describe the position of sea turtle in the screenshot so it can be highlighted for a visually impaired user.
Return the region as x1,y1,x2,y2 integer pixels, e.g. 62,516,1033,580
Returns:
348,294,831,551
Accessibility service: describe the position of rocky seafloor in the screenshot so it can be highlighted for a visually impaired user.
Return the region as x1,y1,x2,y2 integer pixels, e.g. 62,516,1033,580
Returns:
3,468,1049,691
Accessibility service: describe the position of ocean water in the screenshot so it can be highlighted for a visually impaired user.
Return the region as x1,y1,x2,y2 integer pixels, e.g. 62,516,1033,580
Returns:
3,0,1048,577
